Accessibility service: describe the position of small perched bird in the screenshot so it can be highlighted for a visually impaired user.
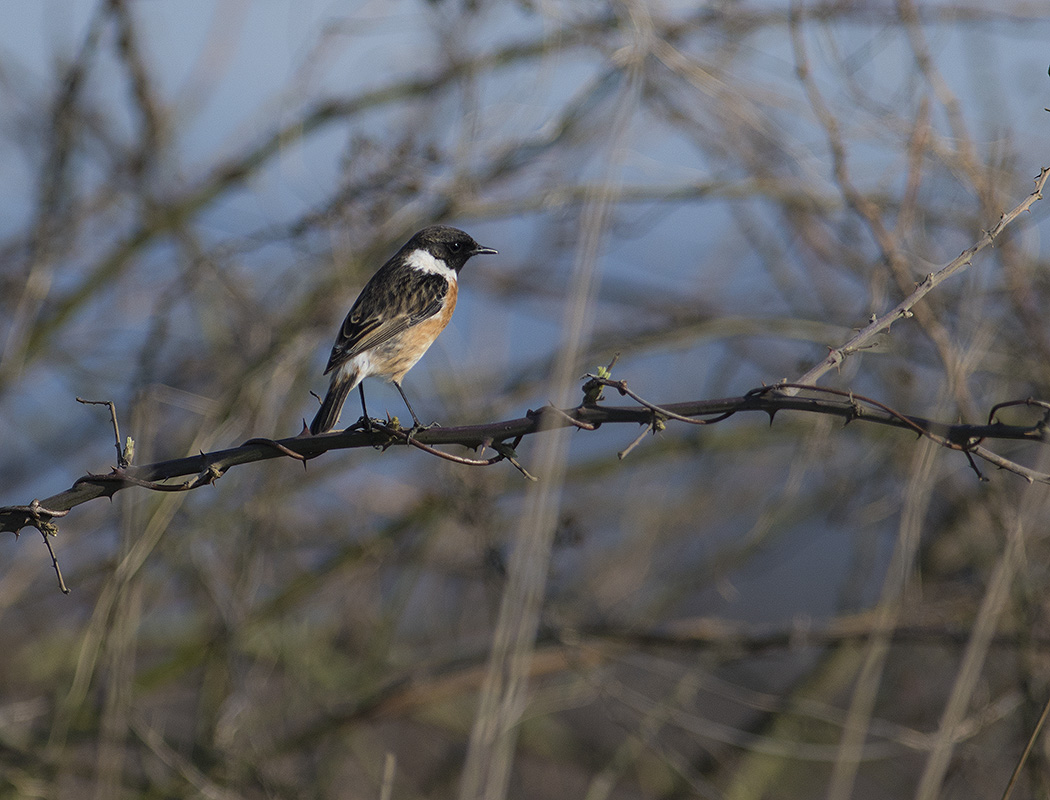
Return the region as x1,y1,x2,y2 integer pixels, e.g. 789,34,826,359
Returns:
310,225,497,435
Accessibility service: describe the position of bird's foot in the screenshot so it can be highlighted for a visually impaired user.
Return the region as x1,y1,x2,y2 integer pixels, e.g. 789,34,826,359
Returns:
405,418,442,439
352,415,377,432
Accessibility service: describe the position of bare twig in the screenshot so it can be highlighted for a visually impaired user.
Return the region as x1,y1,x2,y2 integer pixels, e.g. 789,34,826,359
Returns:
39,524,69,595
988,399,1050,426
618,422,655,460
77,397,129,468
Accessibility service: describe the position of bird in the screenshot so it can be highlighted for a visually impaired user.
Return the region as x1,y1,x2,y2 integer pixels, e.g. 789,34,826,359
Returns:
309,225,497,435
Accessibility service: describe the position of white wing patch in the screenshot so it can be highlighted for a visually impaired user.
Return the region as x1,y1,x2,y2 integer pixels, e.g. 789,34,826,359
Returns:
405,248,457,282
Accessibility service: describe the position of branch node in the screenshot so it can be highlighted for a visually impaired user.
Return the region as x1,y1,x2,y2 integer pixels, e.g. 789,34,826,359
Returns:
580,353,620,405
14,499,71,592
491,442,537,481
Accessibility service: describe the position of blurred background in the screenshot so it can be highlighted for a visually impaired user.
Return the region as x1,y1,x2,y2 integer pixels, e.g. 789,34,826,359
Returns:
2,1,1050,798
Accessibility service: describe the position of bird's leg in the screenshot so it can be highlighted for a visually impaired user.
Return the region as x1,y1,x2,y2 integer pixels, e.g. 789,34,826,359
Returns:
394,381,429,435
358,383,375,432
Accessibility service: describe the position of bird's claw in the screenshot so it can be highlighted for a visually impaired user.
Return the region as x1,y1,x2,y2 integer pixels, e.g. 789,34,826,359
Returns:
352,415,377,432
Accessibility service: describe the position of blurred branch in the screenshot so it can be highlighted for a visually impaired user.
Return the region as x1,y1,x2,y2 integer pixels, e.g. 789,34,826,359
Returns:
575,614,1050,654
1003,695,1050,800
0,2,109,379
793,6,971,414
271,611,1048,755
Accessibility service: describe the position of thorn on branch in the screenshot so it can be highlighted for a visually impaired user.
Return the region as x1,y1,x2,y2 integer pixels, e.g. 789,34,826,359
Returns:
826,346,843,369
72,471,125,498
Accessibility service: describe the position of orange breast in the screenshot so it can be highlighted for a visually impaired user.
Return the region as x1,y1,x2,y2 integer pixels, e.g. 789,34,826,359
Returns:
384,280,458,383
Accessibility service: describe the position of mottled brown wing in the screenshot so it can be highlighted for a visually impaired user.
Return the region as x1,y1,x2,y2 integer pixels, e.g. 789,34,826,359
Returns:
323,268,449,375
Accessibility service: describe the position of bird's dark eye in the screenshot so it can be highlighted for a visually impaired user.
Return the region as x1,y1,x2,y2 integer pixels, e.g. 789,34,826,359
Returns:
448,241,462,253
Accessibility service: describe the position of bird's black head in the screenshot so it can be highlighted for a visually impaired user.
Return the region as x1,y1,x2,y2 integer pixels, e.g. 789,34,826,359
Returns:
408,225,498,273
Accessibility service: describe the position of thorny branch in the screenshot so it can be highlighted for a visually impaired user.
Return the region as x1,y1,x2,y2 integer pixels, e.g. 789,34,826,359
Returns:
3,381,1048,541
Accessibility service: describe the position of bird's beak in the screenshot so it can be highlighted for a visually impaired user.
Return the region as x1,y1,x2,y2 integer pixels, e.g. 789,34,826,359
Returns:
473,245,498,256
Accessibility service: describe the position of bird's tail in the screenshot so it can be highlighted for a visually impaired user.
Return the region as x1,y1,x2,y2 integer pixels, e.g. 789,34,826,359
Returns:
310,368,358,435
